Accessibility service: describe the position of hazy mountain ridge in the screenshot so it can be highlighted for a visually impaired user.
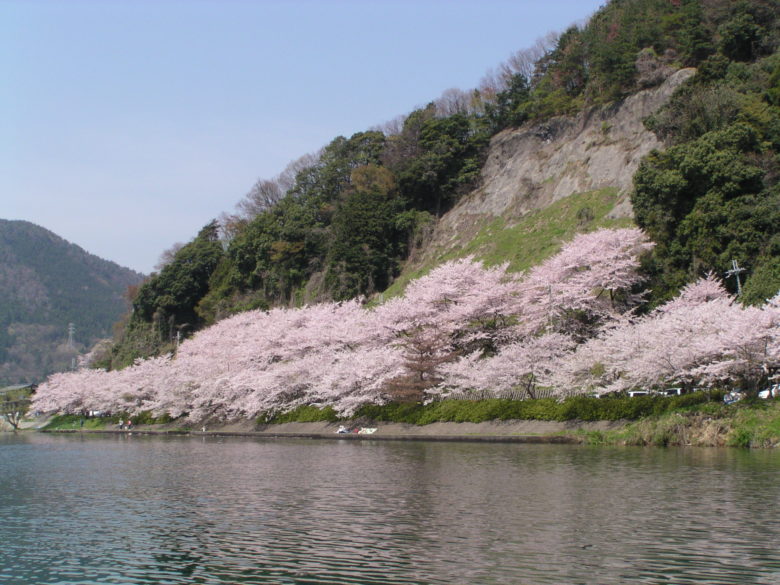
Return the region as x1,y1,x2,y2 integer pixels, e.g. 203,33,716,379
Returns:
0,219,144,385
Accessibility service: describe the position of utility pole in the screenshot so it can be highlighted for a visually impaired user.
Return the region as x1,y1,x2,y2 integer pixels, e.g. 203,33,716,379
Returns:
725,259,746,297
547,284,554,332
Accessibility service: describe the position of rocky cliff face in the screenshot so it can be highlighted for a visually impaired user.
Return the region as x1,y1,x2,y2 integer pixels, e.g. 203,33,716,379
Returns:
422,68,696,260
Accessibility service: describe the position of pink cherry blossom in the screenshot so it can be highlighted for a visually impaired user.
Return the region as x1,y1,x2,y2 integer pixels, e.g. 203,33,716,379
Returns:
39,227,773,420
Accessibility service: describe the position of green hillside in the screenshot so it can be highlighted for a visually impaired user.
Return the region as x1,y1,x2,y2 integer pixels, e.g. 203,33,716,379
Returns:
0,219,144,384
108,0,780,368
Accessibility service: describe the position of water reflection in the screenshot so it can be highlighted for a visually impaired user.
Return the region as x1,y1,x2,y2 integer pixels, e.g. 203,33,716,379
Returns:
1,434,780,584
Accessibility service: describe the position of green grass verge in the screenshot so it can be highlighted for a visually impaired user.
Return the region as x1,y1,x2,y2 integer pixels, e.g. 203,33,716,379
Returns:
258,392,725,427
41,414,112,431
577,398,780,447
258,405,340,424
255,393,780,449
40,395,780,448
41,411,173,431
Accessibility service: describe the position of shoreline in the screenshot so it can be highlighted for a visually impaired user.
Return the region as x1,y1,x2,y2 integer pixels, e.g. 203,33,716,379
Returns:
24,399,780,447
35,419,626,444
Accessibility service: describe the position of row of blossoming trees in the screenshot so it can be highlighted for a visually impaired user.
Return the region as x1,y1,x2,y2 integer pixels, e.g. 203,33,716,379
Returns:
33,228,780,421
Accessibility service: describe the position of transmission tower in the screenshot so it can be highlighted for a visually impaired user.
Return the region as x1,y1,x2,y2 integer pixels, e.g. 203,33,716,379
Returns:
725,259,746,297
68,323,76,348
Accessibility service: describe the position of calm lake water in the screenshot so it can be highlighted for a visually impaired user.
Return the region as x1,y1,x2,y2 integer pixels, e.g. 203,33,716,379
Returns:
1,433,779,585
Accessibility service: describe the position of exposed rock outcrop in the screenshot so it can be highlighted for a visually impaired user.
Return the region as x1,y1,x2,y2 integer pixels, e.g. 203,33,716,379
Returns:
425,68,695,258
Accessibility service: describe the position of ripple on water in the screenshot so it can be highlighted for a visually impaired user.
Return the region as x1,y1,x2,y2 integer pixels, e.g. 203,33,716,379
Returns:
1,435,780,584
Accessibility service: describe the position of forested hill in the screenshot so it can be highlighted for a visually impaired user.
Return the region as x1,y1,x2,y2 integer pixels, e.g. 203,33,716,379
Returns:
0,219,144,385
110,0,780,369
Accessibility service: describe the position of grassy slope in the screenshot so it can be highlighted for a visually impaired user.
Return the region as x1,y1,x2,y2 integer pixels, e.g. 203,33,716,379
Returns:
383,188,633,300
579,400,780,448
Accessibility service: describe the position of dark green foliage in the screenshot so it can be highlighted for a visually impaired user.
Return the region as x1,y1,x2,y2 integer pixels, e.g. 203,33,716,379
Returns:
108,221,225,366
524,0,780,116
291,131,387,203
717,1,775,62
223,196,325,305
506,0,760,121
528,0,715,113
198,132,399,310
672,1,716,64
644,82,744,143
108,318,170,370
767,60,780,105
697,54,732,83
487,73,531,131
634,126,778,299
264,392,724,425
326,165,406,299
192,106,490,312
393,110,490,216
41,411,173,430
742,253,780,304
133,221,224,327
635,45,780,303
543,26,589,96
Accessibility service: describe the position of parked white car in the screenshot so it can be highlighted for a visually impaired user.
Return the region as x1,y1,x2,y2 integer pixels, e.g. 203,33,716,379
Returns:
758,384,780,399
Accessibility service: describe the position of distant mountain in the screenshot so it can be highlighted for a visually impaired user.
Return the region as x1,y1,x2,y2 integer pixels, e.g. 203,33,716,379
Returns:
0,219,144,385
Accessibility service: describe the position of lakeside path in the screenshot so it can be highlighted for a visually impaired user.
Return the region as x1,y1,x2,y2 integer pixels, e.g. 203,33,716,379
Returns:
39,419,627,444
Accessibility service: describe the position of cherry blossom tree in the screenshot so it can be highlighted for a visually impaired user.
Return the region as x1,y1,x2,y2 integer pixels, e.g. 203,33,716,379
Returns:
35,227,711,420
375,257,519,346
552,276,780,396
440,332,575,399
384,325,457,403
518,228,653,338
372,257,527,401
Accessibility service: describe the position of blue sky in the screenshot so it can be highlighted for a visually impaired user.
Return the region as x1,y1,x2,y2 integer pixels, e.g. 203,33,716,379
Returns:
3,0,605,274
